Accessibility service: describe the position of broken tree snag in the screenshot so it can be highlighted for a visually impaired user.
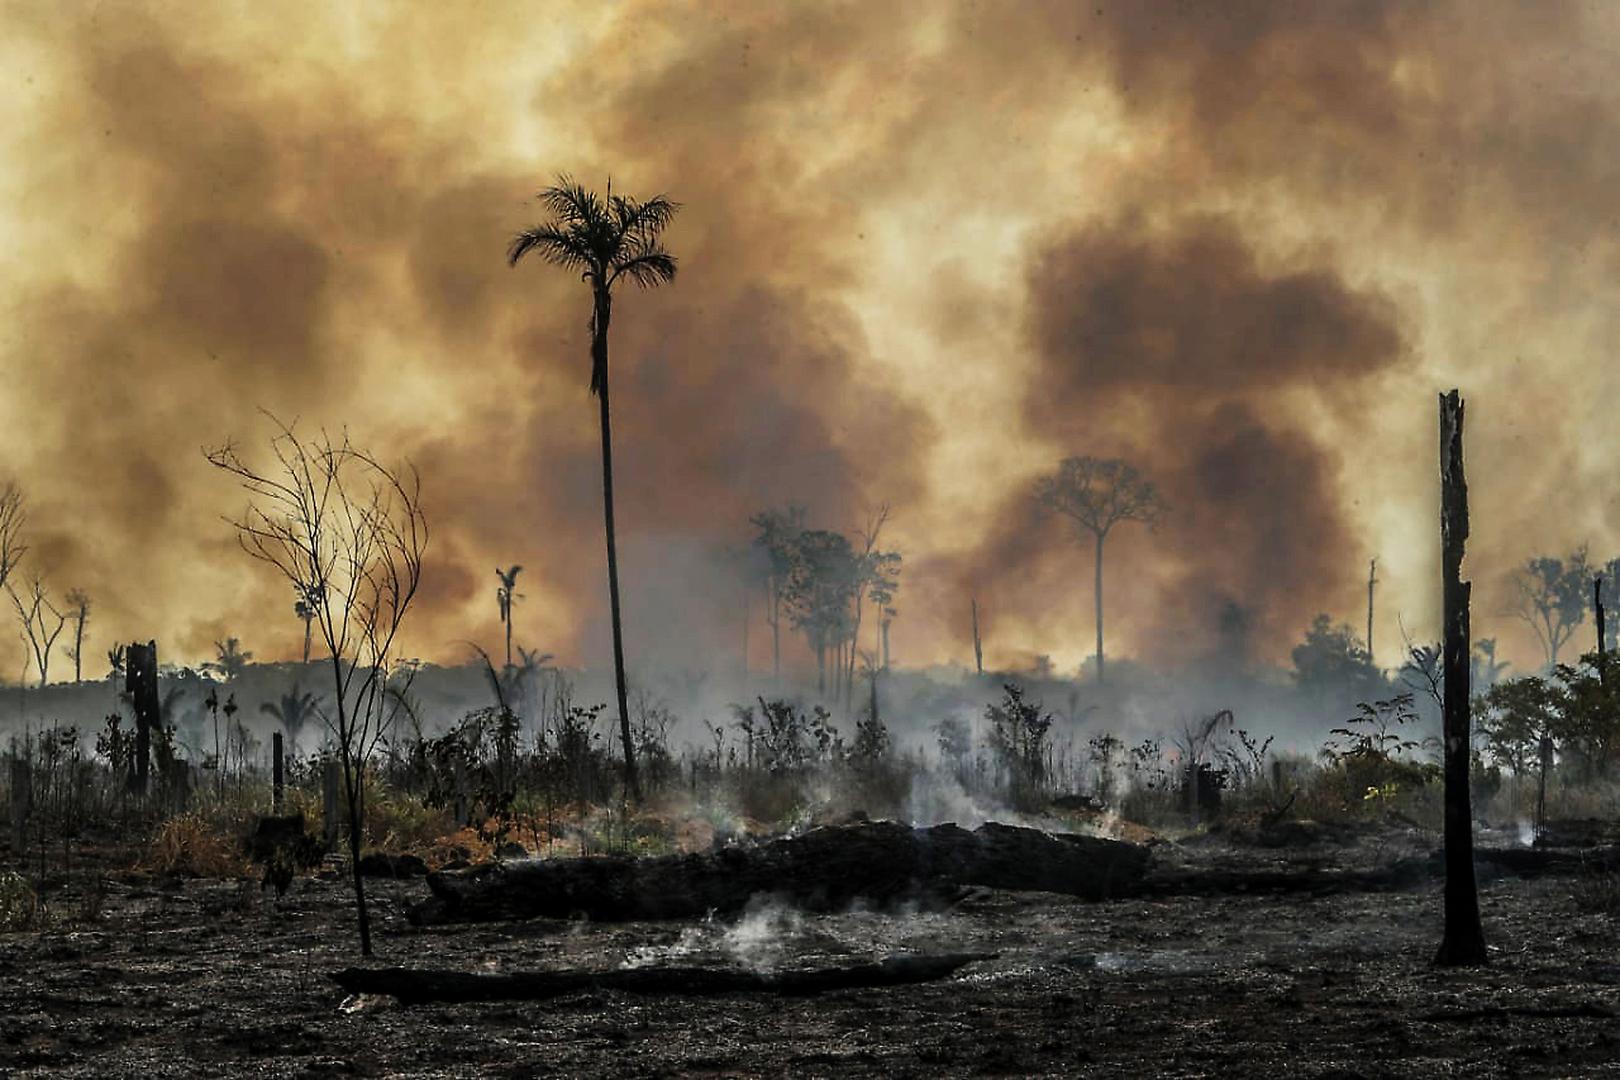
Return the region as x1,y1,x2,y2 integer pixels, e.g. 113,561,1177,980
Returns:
407,820,1150,925
971,597,984,675
125,641,159,795
1435,389,1487,967
330,952,995,1005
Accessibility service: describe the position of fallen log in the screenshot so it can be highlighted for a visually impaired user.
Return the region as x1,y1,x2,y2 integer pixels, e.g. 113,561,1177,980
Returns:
407,820,1150,925
331,952,995,1005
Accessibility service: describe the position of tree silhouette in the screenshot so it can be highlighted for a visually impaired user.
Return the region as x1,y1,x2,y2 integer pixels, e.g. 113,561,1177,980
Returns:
294,583,323,664
208,418,427,958
1510,552,1588,667
1034,456,1165,683
751,505,807,684
0,483,24,593
496,565,523,670
210,637,253,683
508,175,679,803
64,589,90,683
261,683,322,756
10,573,66,687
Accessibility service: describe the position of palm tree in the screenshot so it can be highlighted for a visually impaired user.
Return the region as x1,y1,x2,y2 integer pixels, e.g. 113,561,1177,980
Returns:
496,565,524,670
210,637,253,683
508,175,679,802
261,684,322,756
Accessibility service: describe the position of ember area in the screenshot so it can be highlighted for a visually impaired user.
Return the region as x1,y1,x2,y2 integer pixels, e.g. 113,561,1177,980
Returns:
5,818,1620,1077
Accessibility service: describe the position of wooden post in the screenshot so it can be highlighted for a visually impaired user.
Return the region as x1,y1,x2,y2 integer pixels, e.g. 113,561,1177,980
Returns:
1435,389,1487,966
125,641,159,795
323,759,341,848
272,732,284,814
9,757,30,854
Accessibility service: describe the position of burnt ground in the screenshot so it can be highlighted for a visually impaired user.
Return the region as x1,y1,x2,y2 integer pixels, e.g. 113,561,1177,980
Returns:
2,827,1619,1078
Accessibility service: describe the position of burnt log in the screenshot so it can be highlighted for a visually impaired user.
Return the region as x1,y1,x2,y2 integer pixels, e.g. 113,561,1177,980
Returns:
407,820,1150,925
331,952,995,1005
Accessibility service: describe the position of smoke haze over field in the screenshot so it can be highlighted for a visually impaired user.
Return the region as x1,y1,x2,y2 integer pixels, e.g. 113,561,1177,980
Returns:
1,2,1618,679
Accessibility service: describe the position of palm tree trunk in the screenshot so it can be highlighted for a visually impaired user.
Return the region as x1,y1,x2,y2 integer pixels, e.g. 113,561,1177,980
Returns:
505,613,513,671
1094,530,1106,684
593,297,642,803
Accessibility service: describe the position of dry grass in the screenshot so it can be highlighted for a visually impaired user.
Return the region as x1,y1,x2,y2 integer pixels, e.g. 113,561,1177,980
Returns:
145,813,250,878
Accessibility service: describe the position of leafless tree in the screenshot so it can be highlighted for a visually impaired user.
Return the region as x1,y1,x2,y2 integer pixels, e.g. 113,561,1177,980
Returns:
207,417,427,957
1034,456,1165,683
10,574,66,688
0,484,24,593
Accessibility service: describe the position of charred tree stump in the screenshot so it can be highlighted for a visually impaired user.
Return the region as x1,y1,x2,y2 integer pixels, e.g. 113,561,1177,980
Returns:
322,760,341,849
272,733,284,814
9,757,29,853
408,820,1150,926
125,641,159,796
971,597,984,675
1435,389,1487,966
332,952,995,1005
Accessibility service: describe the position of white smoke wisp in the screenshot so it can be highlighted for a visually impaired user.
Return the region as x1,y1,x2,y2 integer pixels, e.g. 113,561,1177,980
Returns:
721,897,806,973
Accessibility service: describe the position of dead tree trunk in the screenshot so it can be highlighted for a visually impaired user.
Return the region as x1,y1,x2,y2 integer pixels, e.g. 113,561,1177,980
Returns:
971,598,984,675
1367,557,1378,666
272,732,284,814
323,759,341,849
125,641,159,796
9,757,29,853
408,820,1150,925
332,952,995,1005
1435,389,1487,967
1595,576,1606,658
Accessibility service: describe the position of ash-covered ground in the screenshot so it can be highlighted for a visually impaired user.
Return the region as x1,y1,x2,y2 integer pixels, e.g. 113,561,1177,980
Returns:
3,826,1618,1078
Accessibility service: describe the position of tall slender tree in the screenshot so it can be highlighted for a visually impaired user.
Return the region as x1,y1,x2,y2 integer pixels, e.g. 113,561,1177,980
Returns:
64,588,90,683
1034,456,1165,683
509,176,679,802
496,565,524,670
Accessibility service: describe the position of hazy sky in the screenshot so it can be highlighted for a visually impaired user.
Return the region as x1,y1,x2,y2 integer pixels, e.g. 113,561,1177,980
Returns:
0,1,1616,681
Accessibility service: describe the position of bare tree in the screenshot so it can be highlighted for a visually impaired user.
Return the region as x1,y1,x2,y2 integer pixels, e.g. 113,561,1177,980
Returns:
11,574,66,688
509,176,679,804
0,483,24,591
1509,551,1588,668
207,418,427,957
1034,456,1165,683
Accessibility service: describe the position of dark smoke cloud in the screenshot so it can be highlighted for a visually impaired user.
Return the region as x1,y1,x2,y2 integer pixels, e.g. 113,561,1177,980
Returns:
0,1,1615,683
931,216,1405,670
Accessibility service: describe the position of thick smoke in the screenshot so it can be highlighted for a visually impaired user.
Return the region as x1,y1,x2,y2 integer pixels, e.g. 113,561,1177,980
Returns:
0,2,1616,681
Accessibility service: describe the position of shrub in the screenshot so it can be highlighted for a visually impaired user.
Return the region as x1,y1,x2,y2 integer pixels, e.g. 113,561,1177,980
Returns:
0,872,40,932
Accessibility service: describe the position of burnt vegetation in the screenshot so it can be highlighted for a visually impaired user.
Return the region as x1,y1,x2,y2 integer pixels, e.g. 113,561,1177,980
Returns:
4,5,1620,1062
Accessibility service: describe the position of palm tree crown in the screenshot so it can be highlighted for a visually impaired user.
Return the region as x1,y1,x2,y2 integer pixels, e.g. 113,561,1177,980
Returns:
507,175,679,394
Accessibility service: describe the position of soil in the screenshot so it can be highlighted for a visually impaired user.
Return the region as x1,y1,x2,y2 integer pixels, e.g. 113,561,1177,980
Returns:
3,824,1618,1078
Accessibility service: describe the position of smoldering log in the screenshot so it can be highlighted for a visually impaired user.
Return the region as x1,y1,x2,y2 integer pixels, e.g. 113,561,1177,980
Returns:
407,820,1151,925
330,952,996,1005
